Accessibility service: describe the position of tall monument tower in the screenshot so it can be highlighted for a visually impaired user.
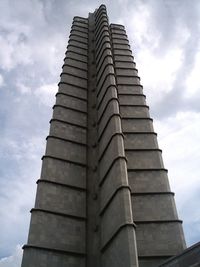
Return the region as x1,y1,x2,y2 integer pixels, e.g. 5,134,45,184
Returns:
21,5,187,267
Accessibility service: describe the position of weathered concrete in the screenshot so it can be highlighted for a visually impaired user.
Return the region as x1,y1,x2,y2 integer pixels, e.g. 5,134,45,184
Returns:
21,5,190,267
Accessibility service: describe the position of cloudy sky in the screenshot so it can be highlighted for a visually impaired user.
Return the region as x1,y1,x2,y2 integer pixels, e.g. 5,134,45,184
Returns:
0,0,200,265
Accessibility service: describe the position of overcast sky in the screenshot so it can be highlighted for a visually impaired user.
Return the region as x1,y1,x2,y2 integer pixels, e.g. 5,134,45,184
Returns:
0,0,200,266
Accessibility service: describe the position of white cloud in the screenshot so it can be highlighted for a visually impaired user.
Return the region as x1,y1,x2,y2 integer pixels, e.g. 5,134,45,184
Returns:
138,47,183,104
0,74,4,87
0,33,32,71
0,245,22,267
16,83,31,94
34,83,57,106
185,50,200,97
154,111,200,245
154,111,200,206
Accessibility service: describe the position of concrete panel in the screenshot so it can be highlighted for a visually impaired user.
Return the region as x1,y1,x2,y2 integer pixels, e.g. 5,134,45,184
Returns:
96,49,113,75
101,188,133,247
120,106,150,118
117,84,143,94
97,77,116,104
114,49,132,56
131,194,178,221
114,55,134,62
128,170,170,192
117,76,140,85
70,29,88,39
64,56,87,70
58,83,87,100
139,258,167,267
98,100,119,139
99,135,124,181
100,158,128,210
35,182,86,217
96,35,110,54
40,157,86,188
116,68,138,76
98,116,122,156
21,248,85,267
45,138,86,164
60,73,87,88
68,39,88,50
73,20,88,27
126,150,164,169
111,28,126,34
114,61,136,68
110,24,125,30
65,51,88,63
53,106,87,127
97,65,115,92
69,34,88,45
96,48,112,73
98,98,119,126
28,211,85,253
119,95,146,105
62,64,87,79
97,85,117,113
112,43,130,49
50,120,86,144
136,222,186,256
122,118,154,132
111,33,128,40
67,45,88,56
111,38,129,45
73,16,88,23
71,25,88,33
124,133,158,149
96,41,111,64
101,225,138,267
56,94,87,113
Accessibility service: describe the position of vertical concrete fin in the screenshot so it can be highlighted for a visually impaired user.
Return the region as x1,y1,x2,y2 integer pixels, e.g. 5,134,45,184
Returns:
110,23,186,267
21,17,88,267
94,6,139,267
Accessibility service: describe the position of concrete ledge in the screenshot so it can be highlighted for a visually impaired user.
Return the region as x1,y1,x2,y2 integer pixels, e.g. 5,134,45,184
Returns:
98,133,124,162
50,118,87,129
71,25,88,34
101,223,136,252
53,104,87,114
23,244,86,257
112,37,129,44
42,155,87,167
62,61,87,72
46,135,87,147
96,39,111,59
69,33,88,44
37,179,86,191
65,50,88,63
72,21,88,29
97,84,116,110
95,22,109,39
100,185,131,216
56,92,87,102
98,113,121,141
30,208,86,221
70,30,88,39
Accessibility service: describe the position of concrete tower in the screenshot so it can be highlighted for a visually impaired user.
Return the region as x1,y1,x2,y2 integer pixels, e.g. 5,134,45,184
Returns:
21,5,187,267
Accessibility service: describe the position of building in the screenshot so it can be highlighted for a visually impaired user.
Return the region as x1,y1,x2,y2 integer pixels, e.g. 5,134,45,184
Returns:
21,4,200,267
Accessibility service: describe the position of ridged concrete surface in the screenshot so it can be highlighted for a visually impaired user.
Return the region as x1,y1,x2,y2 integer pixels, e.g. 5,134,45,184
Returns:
21,5,186,267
